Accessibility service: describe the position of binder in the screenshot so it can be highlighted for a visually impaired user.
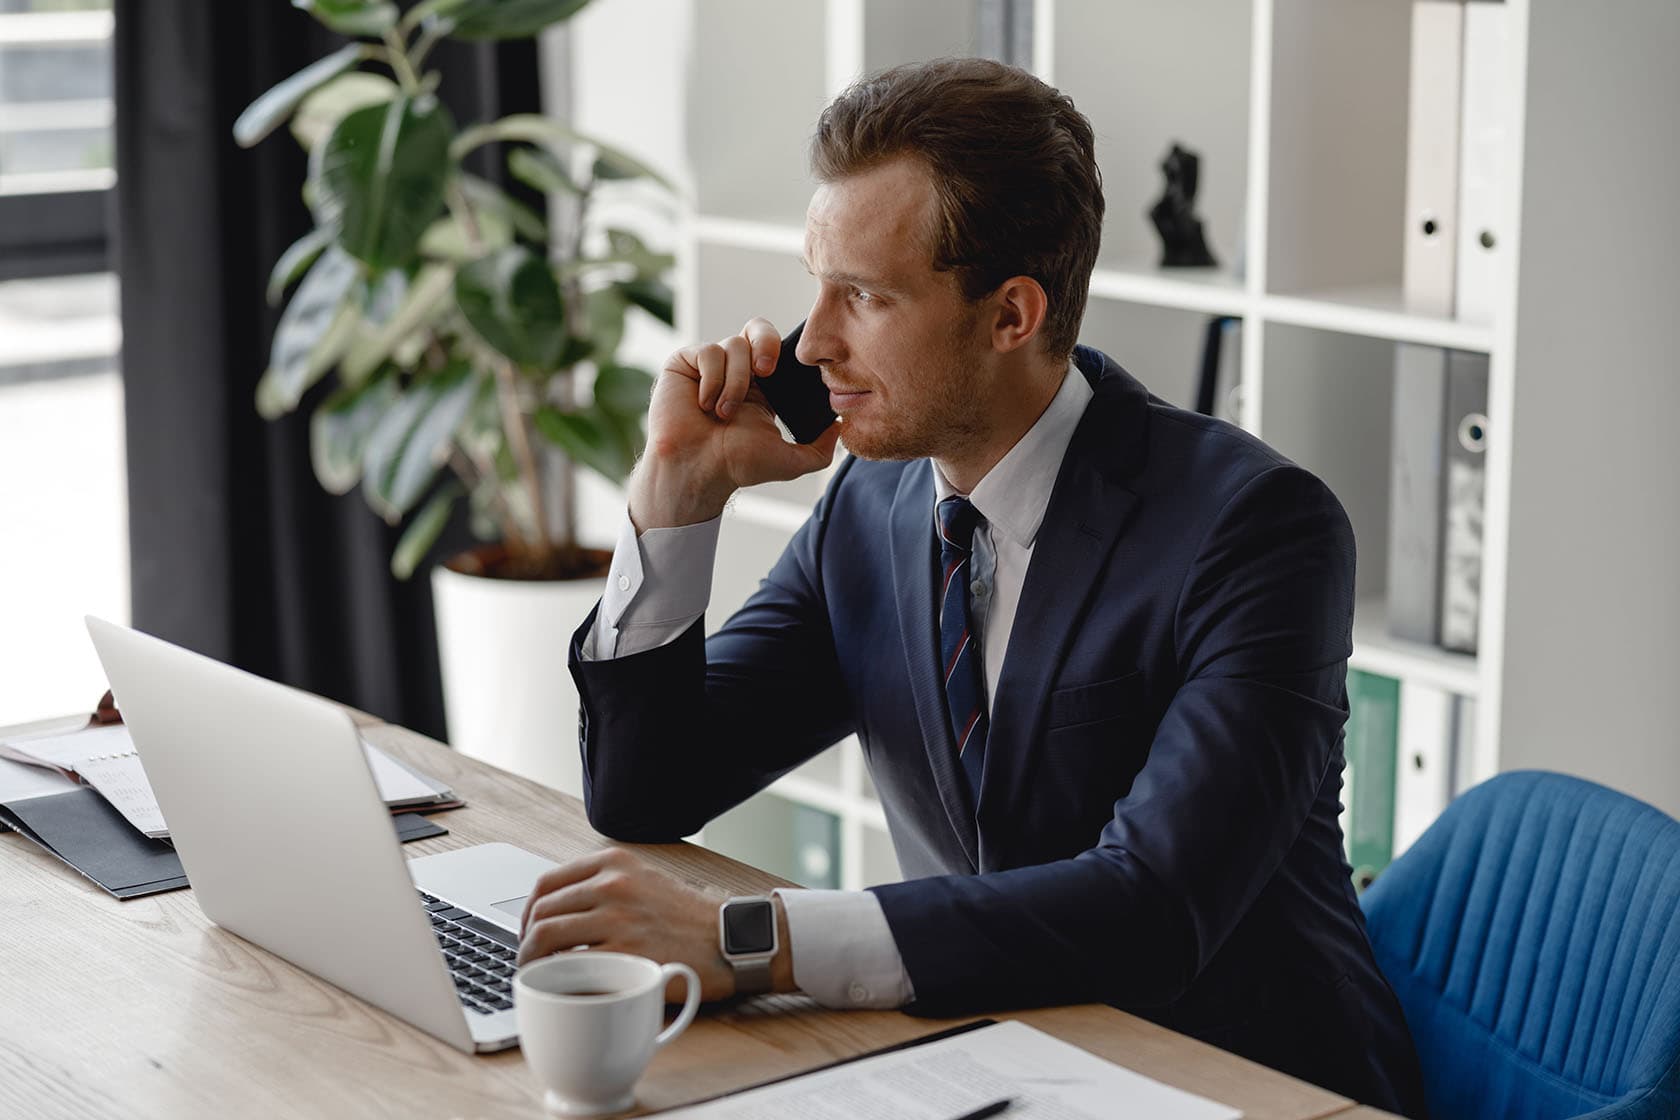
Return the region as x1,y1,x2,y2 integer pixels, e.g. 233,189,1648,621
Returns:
1440,350,1489,653
1388,343,1448,645
1402,0,1466,316
1454,0,1513,325
1393,682,1456,857
0,789,445,900
1195,316,1243,423
1344,670,1400,889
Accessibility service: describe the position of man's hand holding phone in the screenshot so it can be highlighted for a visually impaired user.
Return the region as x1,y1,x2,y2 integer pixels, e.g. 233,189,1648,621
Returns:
629,317,840,533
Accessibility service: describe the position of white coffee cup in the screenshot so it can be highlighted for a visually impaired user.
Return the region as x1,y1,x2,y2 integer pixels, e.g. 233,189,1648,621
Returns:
514,951,702,1117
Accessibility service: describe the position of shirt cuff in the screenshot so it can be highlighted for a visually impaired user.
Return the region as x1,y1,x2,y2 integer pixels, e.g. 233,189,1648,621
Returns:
582,512,721,660
774,888,914,1009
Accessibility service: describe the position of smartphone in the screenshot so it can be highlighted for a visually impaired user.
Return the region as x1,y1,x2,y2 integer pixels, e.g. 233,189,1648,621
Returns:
753,320,838,444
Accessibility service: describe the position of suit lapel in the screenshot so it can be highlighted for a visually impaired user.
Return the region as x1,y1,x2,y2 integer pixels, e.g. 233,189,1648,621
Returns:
978,357,1148,867
888,460,979,871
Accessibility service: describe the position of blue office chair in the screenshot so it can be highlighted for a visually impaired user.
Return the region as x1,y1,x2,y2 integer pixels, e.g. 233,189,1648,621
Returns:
1361,770,1680,1119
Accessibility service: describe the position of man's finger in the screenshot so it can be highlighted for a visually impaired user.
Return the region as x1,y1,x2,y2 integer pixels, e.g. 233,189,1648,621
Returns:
519,849,618,930
716,334,754,419
518,911,609,965
522,878,603,932
694,342,728,412
741,317,781,375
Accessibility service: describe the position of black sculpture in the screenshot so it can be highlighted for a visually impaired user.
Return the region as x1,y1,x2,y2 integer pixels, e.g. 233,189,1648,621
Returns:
1148,143,1218,268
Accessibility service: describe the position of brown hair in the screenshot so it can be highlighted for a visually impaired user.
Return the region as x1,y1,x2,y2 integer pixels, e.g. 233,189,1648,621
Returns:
810,57,1104,360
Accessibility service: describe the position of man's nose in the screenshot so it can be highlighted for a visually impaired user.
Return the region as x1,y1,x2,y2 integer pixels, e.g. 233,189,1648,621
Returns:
795,292,843,366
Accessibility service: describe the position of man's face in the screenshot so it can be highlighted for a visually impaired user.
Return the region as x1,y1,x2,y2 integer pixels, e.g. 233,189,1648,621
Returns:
795,157,991,463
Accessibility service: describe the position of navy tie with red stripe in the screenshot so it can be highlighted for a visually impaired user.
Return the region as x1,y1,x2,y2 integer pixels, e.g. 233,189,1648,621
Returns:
936,496,988,804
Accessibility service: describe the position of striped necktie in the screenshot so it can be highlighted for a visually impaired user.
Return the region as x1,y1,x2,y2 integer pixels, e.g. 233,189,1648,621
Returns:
936,496,988,804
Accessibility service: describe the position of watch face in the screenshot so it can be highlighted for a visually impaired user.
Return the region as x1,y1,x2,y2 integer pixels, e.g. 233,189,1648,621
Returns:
723,899,776,955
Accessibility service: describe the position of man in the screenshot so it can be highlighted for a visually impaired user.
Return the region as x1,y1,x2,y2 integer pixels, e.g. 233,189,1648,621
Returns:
519,58,1425,1116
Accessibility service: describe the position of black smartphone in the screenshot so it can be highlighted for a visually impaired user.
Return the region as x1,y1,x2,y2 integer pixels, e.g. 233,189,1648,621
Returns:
753,320,837,444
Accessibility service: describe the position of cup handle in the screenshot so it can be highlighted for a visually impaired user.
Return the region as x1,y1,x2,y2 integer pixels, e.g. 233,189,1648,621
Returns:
654,963,701,1050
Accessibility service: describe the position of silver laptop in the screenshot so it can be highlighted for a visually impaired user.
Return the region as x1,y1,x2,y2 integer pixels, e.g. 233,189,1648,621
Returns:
85,615,559,1053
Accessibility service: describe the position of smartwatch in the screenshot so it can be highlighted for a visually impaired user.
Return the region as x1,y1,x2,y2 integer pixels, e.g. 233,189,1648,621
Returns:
718,895,779,996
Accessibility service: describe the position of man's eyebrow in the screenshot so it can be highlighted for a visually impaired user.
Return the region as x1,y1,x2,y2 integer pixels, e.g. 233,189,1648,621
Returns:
798,257,907,296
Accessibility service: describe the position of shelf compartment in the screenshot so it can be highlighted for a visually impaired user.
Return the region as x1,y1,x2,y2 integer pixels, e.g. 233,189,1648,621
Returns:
689,0,827,228
1079,297,1240,417
1052,0,1252,278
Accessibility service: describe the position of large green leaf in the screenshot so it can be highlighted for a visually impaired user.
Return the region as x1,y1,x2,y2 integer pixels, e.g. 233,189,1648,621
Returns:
507,146,578,197
290,71,398,153
450,114,675,192
391,483,461,579
342,263,455,382
234,44,368,149
583,285,627,363
459,173,548,244
615,277,674,326
362,363,479,519
292,0,398,37
266,226,334,306
259,246,361,418
310,372,401,493
454,245,567,369
315,95,455,270
604,227,675,280
534,404,634,484
447,0,593,40
593,364,654,420
418,208,512,261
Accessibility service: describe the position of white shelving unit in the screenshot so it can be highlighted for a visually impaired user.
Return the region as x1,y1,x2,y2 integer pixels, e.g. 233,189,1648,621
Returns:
561,0,1680,886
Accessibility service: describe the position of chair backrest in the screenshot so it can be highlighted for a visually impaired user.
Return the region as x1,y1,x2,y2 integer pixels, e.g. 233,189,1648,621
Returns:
1361,770,1680,1120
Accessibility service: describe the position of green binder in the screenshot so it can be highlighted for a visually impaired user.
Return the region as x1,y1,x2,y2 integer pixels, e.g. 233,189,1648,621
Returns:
1345,670,1401,890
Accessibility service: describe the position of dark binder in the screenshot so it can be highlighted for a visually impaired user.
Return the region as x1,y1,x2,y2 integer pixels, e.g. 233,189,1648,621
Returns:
1440,350,1489,653
0,790,447,900
1388,343,1448,645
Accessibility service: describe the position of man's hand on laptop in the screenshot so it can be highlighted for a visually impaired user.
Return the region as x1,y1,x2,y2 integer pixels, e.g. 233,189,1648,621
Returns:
517,846,793,1002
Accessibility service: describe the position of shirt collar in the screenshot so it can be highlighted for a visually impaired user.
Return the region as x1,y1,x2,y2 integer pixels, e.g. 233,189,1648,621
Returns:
931,362,1094,548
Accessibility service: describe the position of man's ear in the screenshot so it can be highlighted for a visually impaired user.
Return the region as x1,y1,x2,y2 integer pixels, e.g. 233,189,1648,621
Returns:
987,275,1050,355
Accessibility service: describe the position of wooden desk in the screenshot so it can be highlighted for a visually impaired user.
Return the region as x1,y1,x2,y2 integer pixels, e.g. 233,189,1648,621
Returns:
0,713,1388,1119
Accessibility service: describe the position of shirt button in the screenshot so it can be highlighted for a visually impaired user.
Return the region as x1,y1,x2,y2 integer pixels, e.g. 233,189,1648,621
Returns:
847,982,870,1004
616,574,631,592
970,579,987,597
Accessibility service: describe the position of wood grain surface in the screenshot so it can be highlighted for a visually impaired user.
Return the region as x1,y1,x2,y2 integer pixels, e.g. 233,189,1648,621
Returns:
0,713,1369,1119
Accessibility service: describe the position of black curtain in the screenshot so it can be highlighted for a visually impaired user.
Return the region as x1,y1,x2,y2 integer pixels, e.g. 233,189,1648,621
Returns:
113,3,545,738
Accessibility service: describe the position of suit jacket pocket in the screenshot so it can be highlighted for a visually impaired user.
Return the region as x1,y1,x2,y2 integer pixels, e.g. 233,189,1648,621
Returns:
1047,670,1143,730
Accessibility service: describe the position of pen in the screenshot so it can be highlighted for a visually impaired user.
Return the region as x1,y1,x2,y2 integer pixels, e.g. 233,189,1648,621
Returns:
944,1099,1014,1120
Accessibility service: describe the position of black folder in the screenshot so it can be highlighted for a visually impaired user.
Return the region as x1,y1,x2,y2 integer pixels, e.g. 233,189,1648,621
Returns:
0,789,447,900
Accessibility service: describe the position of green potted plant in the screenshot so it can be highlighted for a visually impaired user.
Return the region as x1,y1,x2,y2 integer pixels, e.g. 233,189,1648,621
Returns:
234,0,677,794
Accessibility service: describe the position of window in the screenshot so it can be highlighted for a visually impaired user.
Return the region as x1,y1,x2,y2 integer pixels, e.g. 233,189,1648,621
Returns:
0,0,113,280
0,0,123,728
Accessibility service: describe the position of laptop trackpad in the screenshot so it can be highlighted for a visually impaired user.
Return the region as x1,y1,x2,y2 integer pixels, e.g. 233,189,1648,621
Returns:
492,895,529,918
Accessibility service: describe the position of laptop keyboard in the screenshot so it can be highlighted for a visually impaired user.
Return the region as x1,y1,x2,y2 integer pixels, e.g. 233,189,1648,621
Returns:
418,890,519,1015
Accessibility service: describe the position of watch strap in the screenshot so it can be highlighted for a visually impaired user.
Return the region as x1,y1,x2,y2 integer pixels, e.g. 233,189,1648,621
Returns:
731,956,774,997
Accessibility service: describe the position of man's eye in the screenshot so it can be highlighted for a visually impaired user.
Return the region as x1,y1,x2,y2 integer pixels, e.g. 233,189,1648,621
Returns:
850,287,875,304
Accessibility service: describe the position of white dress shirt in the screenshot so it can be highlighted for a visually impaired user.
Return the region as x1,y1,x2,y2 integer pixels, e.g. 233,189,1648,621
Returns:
580,363,1094,1008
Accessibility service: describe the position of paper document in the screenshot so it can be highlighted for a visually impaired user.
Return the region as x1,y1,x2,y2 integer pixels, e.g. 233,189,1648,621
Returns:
0,755,82,805
656,1020,1241,1120
0,725,454,839
0,725,167,837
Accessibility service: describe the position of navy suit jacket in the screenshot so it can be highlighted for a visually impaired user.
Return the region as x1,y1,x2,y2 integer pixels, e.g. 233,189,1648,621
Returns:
569,347,1426,1116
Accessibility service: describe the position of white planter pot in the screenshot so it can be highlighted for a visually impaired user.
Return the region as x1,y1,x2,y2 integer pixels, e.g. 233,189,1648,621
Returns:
432,561,605,799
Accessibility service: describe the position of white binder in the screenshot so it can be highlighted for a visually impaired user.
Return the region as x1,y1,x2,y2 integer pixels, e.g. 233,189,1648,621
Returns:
1402,1,1466,317
1393,681,1456,858
1454,0,1513,325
